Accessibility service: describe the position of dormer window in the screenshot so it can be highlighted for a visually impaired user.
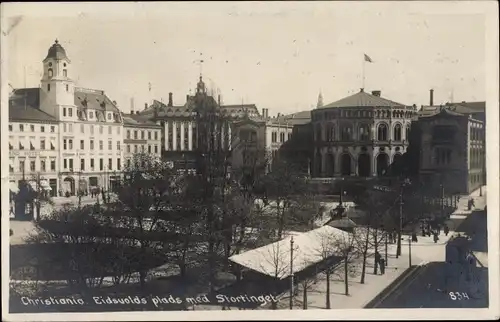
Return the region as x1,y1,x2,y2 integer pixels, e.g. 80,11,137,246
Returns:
48,69,53,78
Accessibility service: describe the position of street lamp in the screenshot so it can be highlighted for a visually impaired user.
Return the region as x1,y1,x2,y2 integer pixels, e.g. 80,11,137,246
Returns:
289,236,294,310
397,178,411,258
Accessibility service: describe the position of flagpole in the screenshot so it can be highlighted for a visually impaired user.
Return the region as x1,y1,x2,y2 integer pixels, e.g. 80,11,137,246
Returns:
362,55,366,90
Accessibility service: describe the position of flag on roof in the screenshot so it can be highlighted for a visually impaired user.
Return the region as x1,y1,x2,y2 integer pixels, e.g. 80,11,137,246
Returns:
364,54,373,63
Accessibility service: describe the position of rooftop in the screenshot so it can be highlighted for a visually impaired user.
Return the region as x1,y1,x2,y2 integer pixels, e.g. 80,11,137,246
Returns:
8,88,56,122
43,39,70,62
320,89,406,109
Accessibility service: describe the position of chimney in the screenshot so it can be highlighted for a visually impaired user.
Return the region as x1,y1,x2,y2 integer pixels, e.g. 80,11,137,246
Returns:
371,90,381,97
130,97,135,114
265,109,269,118
262,108,265,117
430,89,434,106
168,92,173,107
144,103,148,111
186,94,190,103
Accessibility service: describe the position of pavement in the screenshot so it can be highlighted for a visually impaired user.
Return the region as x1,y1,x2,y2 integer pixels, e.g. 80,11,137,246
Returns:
372,186,488,308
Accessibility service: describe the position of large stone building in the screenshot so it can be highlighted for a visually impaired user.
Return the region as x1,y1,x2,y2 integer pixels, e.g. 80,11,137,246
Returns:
417,102,485,194
8,40,160,198
310,89,416,178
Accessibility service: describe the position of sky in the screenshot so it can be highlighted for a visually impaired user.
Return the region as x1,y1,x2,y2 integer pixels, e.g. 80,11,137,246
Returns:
4,2,487,116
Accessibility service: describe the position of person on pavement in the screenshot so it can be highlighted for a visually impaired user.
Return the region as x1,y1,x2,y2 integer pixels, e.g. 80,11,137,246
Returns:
444,225,450,236
379,258,386,275
433,231,439,243
375,251,381,270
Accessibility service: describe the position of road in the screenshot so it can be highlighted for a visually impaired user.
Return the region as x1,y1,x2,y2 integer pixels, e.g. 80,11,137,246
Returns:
375,208,488,308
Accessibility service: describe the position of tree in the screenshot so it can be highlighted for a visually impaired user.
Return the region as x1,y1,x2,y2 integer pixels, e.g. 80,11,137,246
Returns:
16,172,54,221
331,229,359,296
314,229,339,309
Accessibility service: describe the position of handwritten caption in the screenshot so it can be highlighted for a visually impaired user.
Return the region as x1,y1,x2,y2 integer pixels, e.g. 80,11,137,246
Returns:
20,294,279,307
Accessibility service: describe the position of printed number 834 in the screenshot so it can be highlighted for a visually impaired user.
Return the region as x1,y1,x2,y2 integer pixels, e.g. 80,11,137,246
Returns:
449,292,470,300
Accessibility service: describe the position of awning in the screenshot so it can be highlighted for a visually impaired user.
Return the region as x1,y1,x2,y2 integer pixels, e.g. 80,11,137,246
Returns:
10,182,19,193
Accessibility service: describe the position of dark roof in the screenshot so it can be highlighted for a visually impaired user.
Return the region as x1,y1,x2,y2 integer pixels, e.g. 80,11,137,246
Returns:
122,113,161,128
43,39,70,62
321,89,405,109
448,101,485,111
418,106,466,119
74,88,120,113
280,110,311,125
9,88,56,122
221,104,259,115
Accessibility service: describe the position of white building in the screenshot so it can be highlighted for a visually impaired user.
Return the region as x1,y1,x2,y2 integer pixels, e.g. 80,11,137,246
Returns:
8,39,160,197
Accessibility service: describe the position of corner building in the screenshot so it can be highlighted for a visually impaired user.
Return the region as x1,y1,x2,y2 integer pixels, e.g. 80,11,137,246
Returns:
310,89,416,178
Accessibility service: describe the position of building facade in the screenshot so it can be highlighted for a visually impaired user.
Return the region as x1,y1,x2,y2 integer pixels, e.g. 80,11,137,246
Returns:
8,39,160,197
310,89,416,178
418,106,485,194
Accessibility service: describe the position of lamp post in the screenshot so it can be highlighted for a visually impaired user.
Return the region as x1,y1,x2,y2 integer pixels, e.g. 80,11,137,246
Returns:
289,236,294,310
408,236,412,267
397,178,410,258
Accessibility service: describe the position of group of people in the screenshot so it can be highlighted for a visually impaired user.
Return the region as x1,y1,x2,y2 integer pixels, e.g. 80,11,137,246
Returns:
420,220,450,243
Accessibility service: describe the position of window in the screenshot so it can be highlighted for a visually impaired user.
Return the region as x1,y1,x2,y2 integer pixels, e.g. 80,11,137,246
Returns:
341,125,353,141
19,124,24,132
81,159,85,171
141,131,145,140
50,126,55,132
148,145,152,153
19,140,24,150
48,69,53,77
127,159,131,167
272,132,277,143
127,130,131,139
154,131,158,140
393,124,402,141
50,140,55,150
117,141,121,151
69,139,73,150
30,139,35,150
90,125,94,135
359,124,370,141
40,139,46,150
148,131,152,140
51,160,56,171
89,111,94,119
142,145,145,152
9,141,13,150
117,158,121,170
41,160,46,172
90,140,94,150
63,139,67,150
9,124,13,131
134,145,138,153
377,124,388,141
134,131,138,140
30,125,35,132
63,108,67,117
63,123,67,132
108,126,112,135
127,145,131,153
66,84,69,92
90,159,95,169
154,145,158,154
108,158,113,170
107,113,112,120
63,69,67,77
30,160,36,171
81,124,84,133
69,159,73,171
47,84,51,91
108,140,112,150
280,132,285,142
80,140,84,149
288,133,292,140
68,108,73,117
19,160,25,172
99,126,103,134
100,159,104,171
99,140,103,150
41,126,45,133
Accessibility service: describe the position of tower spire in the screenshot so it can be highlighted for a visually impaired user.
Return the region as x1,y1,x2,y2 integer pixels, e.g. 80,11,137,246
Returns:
316,91,324,108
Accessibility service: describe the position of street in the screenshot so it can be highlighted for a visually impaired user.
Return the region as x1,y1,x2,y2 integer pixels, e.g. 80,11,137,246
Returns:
374,207,488,308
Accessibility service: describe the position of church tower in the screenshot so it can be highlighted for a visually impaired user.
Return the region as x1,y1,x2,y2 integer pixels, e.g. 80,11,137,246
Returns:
39,39,75,120
196,75,207,96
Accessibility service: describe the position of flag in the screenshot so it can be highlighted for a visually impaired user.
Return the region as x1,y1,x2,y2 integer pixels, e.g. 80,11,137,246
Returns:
364,54,373,63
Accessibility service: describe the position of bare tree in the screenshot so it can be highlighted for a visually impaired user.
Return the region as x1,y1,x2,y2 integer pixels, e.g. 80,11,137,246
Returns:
331,230,359,296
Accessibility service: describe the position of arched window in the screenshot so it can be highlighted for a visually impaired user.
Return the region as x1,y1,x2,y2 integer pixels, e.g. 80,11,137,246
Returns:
393,124,402,141
377,123,388,141
63,69,68,77
341,124,352,141
326,124,333,141
48,69,53,78
359,124,370,141
405,125,411,141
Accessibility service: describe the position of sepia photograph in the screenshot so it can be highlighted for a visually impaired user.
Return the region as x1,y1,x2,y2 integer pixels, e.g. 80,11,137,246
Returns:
1,1,499,321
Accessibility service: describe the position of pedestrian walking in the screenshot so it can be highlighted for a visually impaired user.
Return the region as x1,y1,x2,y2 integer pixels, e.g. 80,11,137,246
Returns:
375,251,381,271
433,232,439,243
379,258,386,275
444,225,450,236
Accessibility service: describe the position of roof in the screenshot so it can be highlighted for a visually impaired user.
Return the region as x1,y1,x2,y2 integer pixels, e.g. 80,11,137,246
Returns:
44,39,70,62
229,225,351,279
9,88,56,122
320,89,406,109
74,88,120,113
122,113,161,128
281,110,312,125
418,106,468,118
448,101,485,112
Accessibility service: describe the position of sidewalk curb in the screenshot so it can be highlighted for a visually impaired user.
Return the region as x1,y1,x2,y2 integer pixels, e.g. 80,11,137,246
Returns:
363,265,422,308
